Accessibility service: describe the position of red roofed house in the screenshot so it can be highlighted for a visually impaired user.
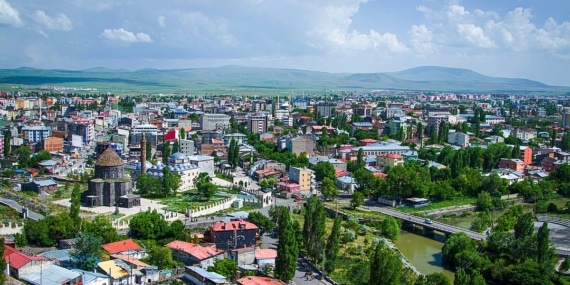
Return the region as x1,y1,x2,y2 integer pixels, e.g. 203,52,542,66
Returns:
3,245,51,278
376,153,404,168
237,276,286,285
254,249,277,268
102,239,146,259
166,240,224,268
209,220,258,250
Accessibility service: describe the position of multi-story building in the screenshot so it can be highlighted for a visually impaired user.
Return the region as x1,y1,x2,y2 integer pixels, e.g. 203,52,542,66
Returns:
224,133,248,146
22,126,51,143
200,113,230,131
354,103,372,116
43,136,64,152
179,139,195,156
498,158,525,173
251,100,268,112
96,142,124,158
146,152,200,191
448,132,469,147
376,153,405,168
513,128,535,141
519,146,533,166
352,142,411,158
288,167,314,191
427,114,450,135
69,117,94,144
292,99,310,110
247,114,269,134
285,136,315,156
384,108,404,119
315,102,336,118
562,108,570,128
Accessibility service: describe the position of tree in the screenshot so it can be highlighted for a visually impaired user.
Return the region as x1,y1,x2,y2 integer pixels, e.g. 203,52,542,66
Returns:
70,232,102,271
350,192,365,209
146,246,177,269
314,162,336,182
381,216,401,241
321,177,339,200
208,258,238,278
162,141,171,164
162,166,181,197
476,191,492,211
0,238,5,285
179,127,186,139
325,217,341,273
513,212,534,240
145,139,152,161
303,196,326,261
274,209,298,282
83,215,119,243
3,130,11,158
129,210,169,240
15,146,33,168
369,240,402,285
415,273,451,285
70,183,82,227
172,140,180,153
536,222,556,270
258,177,278,190
441,232,476,269
228,139,238,168
195,172,217,200
169,220,190,241
248,212,274,236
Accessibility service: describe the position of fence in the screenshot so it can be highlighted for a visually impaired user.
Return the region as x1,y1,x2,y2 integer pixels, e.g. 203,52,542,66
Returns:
0,222,24,235
185,195,237,218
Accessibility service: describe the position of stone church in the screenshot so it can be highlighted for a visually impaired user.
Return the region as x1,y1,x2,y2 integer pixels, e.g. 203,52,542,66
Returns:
81,146,141,208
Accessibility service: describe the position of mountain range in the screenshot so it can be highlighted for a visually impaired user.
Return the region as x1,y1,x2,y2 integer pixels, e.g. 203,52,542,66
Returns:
0,65,567,94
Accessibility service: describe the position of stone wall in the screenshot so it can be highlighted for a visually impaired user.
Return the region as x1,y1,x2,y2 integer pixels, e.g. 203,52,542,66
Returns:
185,195,237,218
0,222,23,235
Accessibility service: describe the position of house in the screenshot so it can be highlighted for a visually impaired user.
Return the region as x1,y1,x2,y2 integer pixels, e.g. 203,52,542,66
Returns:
336,175,358,193
111,254,151,269
275,180,301,194
209,220,258,250
20,179,58,194
20,264,82,285
3,245,52,278
288,167,314,191
519,146,533,166
97,260,135,285
184,266,227,285
71,269,109,285
237,276,286,285
499,158,525,173
102,239,146,259
255,249,277,268
376,153,404,168
166,240,224,268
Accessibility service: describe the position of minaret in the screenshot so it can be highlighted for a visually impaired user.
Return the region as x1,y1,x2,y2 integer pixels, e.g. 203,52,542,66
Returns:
140,135,147,175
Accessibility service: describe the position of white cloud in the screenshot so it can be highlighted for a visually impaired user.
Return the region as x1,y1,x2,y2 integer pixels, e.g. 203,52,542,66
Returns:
100,28,152,43
456,23,495,48
33,10,72,31
157,15,165,28
305,0,407,53
0,0,23,27
409,24,436,54
173,11,236,45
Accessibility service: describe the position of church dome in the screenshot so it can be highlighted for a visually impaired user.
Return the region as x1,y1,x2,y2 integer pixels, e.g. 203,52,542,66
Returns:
96,147,124,167
170,152,187,160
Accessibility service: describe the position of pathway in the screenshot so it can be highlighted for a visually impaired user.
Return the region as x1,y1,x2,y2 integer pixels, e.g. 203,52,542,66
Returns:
0,197,44,220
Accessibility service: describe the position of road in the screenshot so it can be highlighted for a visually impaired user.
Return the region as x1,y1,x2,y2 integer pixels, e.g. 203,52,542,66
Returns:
0,197,44,220
363,203,487,241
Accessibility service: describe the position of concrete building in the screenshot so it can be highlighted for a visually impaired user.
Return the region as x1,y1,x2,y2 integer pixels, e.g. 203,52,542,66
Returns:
188,155,215,177
22,126,51,143
562,108,570,128
448,132,469,147
68,118,94,144
285,135,315,156
224,133,248,146
179,139,195,156
43,136,64,152
147,152,200,191
200,113,230,131
352,142,411,158
288,167,314,191
315,102,336,118
247,114,269,134
427,114,450,134
166,240,224,269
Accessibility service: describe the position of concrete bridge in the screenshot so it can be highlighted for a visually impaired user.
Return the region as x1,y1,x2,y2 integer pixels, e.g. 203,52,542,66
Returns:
370,205,488,241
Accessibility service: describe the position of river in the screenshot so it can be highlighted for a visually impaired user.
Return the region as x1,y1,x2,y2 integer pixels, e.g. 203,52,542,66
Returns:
393,229,455,281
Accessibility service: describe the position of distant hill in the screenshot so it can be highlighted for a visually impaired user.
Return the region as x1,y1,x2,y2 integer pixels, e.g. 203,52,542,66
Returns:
0,65,566,94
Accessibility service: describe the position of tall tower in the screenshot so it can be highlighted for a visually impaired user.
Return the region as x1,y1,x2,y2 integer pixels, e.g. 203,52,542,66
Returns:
140,135,147,175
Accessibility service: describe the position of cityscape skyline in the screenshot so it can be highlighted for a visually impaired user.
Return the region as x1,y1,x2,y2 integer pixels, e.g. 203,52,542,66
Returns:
0,0,569,85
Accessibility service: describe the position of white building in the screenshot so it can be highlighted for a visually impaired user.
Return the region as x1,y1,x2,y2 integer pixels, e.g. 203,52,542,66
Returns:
448,132,469,147
352,142,411,158
188,155,215,177
146,152,201,191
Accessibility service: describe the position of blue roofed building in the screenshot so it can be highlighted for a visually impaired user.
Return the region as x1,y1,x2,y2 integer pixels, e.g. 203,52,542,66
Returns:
184,266,227,285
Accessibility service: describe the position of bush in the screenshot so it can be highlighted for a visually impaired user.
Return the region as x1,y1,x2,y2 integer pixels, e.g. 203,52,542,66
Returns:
547,203,559,213
536,200,548,214
341,229,356,243
359,225,373,235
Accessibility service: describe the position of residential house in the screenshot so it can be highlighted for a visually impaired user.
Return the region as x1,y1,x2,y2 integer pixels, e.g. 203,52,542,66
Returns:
254,249,277,269
101,239,146,259
498,158,525,173
97,260,135,285
209,220,258,250
71,269,109,285
288,167,314,191
43,137,64,152
237,276,286,285
3,245,52,279
276,179,301,194
285,135,315,156
448,132,469,147
20,264,81,285
352,122,373,132
352,142,410,158
336,175,358,193
20,179,58,194
184,266,227,285
519,146,533,166
376,153,404,168
166,240,224,268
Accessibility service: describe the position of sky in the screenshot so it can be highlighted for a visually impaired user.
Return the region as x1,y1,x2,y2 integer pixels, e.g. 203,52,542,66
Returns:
0,0,569,85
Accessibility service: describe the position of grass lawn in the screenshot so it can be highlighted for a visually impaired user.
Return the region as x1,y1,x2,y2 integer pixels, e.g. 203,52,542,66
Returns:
396,197,477,213
0,205,24,225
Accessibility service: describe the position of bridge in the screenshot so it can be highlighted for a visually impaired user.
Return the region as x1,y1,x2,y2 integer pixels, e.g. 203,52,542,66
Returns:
370,205,487,241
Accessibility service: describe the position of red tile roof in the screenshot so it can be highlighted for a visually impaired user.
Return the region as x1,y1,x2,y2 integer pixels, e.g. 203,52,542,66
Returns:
335,170,350,178
3,246,48,269
374,173,388,178
387,154,404,159
210,220,259,232
102,239,142,254
166,240,223,261
255,249,277,260
237,276,286,285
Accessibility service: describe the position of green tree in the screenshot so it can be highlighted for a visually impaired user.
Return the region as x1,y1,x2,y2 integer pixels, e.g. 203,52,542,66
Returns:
442,232,476,269
275,209,298,282
381,216,401,241
83,215,119,243
325,217,341,273
248,211,275,236
146,246,177,269
208,258,238,278
303,196,326,261
145,139,152,161
415,273,451,285
258,177,278,190
162,141,171,164
0,237,5,285
162,166,181,197
314,161,336,182
350,192,365,209
513,212,534,240
179,127,186,139
15,146,33,168
228,139,238,168
169,220,190,241
70,232,102,271
129,210,169,240
195,172,217,200
172,140,180,153
536,222,556,270
136,173,162,197
476,191,492,211
321,177,339,200
3,131,11,158
495,205,523,232
70,183,82,226
369,240,402,285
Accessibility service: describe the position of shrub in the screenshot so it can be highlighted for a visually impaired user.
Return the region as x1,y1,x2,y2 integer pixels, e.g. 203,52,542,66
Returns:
547,203,559,213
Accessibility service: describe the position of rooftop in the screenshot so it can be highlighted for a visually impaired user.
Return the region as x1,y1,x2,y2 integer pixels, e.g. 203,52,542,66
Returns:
166,240,223,260
102,239,142,254
210,220,259,232
95,146,124,167
237,276,286,285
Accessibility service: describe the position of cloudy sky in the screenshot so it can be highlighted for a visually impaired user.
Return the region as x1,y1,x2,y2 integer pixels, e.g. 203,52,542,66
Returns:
1,0,569,85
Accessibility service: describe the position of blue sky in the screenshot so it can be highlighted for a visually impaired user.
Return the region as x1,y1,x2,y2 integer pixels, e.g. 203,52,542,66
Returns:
0,0,569,85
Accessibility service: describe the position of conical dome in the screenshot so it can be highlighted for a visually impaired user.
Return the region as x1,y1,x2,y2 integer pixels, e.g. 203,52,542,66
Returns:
95,146,124,167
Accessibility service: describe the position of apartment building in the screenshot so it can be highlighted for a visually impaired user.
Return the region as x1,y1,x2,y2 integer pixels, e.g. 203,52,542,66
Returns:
289,167,314,191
